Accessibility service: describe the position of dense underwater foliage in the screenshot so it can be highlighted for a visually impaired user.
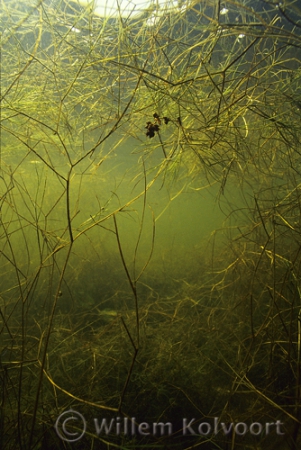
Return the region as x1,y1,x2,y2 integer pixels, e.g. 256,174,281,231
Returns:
1,0,301,448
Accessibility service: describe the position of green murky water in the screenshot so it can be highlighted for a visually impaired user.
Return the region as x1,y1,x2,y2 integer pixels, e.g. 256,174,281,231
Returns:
1,1,301,449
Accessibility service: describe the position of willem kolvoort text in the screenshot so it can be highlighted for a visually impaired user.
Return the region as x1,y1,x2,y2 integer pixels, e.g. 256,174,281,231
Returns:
93,417,285,437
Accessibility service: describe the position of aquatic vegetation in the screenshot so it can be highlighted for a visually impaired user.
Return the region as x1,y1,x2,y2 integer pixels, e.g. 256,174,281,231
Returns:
1,0,301,449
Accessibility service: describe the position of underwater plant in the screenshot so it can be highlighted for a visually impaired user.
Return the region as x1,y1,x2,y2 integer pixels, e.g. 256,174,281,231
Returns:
1,0,301,449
